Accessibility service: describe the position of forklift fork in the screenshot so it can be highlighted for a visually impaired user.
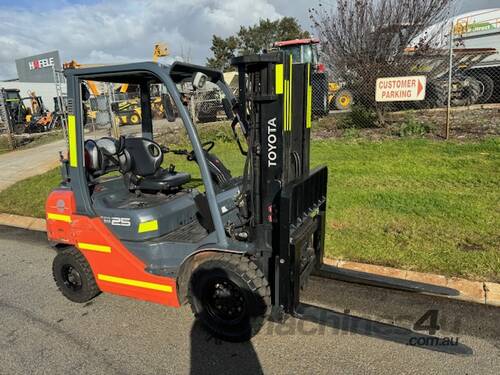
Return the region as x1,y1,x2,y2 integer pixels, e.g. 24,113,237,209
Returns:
313,264,459,296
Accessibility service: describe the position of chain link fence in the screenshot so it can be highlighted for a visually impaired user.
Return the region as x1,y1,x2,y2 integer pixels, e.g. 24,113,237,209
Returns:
308,17,500,140
186,82,230,125
173,43,499,141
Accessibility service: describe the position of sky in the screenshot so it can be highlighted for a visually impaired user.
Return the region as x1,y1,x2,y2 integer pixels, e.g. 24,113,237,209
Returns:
0,0,498,79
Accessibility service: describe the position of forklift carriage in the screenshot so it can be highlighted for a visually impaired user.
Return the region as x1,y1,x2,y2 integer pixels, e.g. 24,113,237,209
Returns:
46,53,456,342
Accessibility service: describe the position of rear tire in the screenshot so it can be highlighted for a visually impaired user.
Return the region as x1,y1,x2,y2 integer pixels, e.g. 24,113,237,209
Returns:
475,74,494,104
188,253,271,342
52,247,100,303
428,82,448,108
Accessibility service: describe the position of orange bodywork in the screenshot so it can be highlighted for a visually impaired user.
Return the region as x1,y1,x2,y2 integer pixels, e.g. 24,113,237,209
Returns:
46,189,180,307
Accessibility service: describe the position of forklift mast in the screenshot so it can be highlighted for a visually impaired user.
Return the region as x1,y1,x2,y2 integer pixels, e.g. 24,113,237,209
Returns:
232,53,313,225
232,53,328,315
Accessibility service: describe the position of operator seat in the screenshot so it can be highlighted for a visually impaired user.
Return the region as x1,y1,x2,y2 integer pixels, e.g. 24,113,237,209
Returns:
124,137,190,193
84,138,131,179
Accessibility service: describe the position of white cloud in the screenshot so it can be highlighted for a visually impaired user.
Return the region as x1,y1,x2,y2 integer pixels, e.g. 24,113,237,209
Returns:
0,0,285,79
2,0,493,79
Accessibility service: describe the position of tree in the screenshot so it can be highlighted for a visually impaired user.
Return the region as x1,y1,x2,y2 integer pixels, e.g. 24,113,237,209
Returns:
310,0,454,117
207,17,310,71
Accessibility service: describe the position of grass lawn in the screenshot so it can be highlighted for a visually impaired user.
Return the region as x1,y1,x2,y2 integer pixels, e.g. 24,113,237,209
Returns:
0,137,498,281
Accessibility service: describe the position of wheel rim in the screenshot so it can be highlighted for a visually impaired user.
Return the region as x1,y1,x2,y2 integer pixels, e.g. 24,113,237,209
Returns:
61,264,83,291
202,277,247,324
339,95,351,107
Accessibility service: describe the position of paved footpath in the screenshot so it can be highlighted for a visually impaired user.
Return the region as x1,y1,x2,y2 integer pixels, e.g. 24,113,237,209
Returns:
0,226,499,375
0,123,167,192
0,139,66,191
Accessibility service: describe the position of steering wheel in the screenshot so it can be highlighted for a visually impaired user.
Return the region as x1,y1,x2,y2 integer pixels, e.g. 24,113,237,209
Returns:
185,141,215,161
202,141,215,152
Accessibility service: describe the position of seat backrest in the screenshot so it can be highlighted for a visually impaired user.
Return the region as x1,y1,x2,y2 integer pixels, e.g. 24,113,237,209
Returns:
84,139,103,177
124,137,163,177
85,137,132,179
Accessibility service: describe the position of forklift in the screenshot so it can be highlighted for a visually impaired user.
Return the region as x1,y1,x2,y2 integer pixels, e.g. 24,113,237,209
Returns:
0,88,29,134
46,53,457,341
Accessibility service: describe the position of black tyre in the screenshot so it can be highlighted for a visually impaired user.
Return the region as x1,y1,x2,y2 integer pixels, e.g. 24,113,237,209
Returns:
197,114,217,123
428,82,448,108
52,247,100,303
188,253,271,342
475,74,494,104
12,122,25,135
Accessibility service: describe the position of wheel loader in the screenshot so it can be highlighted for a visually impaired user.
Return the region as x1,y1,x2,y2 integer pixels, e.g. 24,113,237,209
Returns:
46,53,458,341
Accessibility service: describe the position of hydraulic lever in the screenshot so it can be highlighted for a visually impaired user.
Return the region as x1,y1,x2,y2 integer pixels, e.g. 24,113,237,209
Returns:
231,116,248,156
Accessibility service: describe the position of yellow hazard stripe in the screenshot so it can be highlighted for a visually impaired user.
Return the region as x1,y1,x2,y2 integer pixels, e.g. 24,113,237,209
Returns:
47,213,72,223
289,55,292,131
306,63,312,129
275,64,283,94
68,115,77,168
283,79,288,131
138,219,158,233
98,274,173,293
78,242,111,253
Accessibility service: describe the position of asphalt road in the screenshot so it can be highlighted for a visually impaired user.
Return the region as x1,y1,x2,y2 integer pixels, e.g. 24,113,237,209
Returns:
0,225,499,375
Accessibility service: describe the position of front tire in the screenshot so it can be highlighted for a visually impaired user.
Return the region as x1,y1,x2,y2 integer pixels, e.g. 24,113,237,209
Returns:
188,253,271,342
334,89,354,110
12,122,25,134
52,247,100,303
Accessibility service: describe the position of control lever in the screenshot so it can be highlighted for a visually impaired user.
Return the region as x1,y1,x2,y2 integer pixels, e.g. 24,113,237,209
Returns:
165,147,193,161
231,116,248,156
